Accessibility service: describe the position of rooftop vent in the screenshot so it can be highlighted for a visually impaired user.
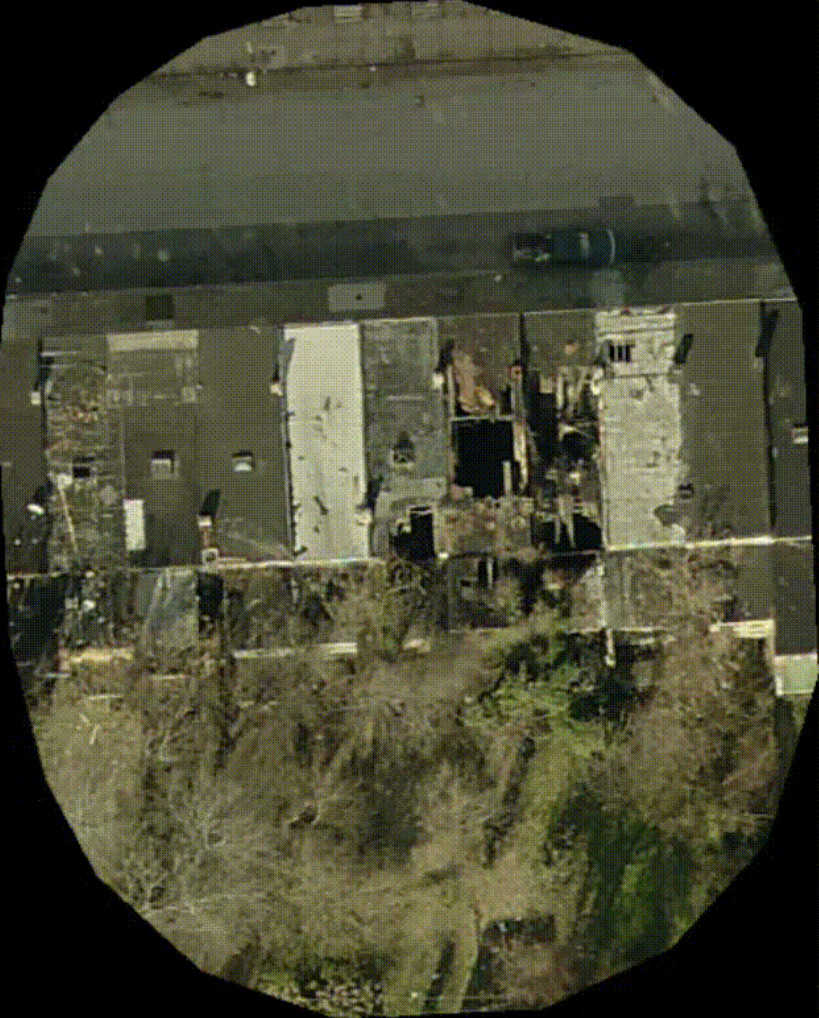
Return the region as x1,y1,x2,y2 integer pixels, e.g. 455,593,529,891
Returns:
151,450,177,479
390,431,416,469
607,342,633,364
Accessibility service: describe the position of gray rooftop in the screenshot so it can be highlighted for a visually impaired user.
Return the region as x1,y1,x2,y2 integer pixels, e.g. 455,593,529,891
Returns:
197,326,290,558
119,402,201,567
772,540,817,656
675,301,771,539
359,317,448,551
596,307,685,549
727,543,775,624
107,331,201,567
522,309,598,376
765,300,812,539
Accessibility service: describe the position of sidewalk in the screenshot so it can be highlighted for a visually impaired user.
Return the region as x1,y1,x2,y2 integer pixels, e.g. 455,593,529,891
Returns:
154,3,620,77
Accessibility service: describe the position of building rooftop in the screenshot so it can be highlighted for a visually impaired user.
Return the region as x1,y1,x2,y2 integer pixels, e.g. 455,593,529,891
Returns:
435,495,534,558
359,317,448,556
765,300,812,539
107,330,201,567
675,301,771,539
596,307,684,549
522,309,598,376
438,313,520,414
726,543,775,624
120,405,201,566
197,326,290,559
772,540,817,656
281,322,369,562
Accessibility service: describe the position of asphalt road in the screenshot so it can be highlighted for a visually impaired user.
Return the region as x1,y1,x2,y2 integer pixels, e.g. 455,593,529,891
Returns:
24,57,757,237
10,52,775,294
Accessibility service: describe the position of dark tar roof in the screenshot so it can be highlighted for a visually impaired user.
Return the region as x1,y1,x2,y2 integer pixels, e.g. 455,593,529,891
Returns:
765,300,813,539
675,302,771,540
773,540,817,655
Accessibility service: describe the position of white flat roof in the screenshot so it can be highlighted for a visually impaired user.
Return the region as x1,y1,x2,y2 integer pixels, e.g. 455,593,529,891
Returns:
123,498,146,552
107,330,198,352
774,652,818,696
283,323,369,562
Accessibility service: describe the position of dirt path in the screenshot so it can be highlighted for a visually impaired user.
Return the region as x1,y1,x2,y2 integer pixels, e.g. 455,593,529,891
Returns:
381,887,480,1017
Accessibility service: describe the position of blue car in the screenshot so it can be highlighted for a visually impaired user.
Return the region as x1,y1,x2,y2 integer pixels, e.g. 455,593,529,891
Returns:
511,228,616,268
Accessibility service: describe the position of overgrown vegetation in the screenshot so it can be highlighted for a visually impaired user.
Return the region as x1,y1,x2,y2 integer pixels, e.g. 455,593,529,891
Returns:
545,787,693,983
29,549,790,1013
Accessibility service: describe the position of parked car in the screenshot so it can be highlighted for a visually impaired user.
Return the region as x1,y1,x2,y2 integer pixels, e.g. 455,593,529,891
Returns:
511,228,616,268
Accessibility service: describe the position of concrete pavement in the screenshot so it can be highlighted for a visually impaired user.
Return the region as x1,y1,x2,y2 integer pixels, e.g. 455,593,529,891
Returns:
153,4,621,77
23,58,756,238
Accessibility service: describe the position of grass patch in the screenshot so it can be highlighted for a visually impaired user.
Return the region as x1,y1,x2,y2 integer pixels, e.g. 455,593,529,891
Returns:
546,788,695,982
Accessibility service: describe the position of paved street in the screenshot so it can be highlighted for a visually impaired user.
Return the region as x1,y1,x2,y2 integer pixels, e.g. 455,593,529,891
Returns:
11,44,775,300
25,58,757,237
0,23,790,574
152,6,620,77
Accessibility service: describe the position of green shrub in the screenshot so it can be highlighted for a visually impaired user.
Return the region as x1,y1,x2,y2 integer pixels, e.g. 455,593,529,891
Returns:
609,844,665,961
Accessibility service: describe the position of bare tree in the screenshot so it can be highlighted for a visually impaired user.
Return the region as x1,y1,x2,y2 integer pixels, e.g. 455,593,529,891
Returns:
585,548,778,852
121,772,300,976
